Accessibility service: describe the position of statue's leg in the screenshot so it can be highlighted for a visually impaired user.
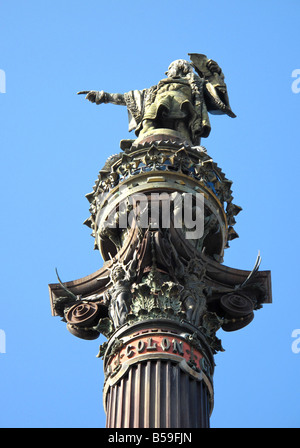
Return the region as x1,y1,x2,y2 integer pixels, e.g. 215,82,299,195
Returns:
116,292,129,326
139,119,156,136
108,301,119,329
175,120,191,142
183,296,195,322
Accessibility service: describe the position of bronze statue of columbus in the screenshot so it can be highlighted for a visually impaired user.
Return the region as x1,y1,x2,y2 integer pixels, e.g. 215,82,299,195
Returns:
78,54,235,145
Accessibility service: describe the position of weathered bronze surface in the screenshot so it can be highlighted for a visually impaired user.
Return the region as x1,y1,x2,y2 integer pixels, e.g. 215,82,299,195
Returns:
77,54,235,146
49,54,271,428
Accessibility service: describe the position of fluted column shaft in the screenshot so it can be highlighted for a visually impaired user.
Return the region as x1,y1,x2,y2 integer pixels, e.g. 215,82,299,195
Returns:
103,319,214,429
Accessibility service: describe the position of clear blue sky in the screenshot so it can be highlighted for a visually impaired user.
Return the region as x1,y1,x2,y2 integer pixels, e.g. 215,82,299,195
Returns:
0,0,299,428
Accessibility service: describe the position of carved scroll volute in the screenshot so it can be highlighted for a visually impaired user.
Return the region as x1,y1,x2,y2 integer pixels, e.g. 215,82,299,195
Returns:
65,302,104,340
220,292,255,331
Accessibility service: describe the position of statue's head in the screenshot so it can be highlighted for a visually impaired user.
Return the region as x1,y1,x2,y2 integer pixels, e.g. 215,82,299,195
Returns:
111,265,126,282
166,59,193,78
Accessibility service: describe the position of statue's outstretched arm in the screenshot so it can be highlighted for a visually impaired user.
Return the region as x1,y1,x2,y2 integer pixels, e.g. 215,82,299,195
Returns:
77,90,126,106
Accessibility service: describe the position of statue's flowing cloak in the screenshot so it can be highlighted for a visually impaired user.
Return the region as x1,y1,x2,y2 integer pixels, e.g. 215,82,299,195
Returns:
123,74,234,144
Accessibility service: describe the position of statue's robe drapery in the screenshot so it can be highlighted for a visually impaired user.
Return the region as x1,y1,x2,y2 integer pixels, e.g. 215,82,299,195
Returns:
123,74,234,145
